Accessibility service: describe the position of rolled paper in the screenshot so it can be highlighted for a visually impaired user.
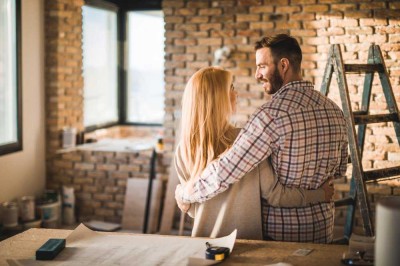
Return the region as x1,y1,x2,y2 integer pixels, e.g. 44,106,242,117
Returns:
375,196,400,266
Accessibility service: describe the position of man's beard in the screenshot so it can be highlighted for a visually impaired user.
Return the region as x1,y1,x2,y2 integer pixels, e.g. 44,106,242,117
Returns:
268,67,284,94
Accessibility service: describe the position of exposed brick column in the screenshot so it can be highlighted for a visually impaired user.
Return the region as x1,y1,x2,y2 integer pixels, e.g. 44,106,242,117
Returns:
44,0,84,177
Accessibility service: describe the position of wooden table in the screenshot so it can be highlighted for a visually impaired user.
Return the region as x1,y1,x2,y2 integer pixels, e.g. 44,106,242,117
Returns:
0,228,348,265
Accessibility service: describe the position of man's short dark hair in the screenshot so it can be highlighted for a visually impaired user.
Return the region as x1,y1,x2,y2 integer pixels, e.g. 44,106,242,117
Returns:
255,34,302,73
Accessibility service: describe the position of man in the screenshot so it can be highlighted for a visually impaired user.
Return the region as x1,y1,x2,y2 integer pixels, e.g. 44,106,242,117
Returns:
175,34,348,243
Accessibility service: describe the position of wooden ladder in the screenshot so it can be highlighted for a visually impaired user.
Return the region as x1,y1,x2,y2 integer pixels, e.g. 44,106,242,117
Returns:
320,44,400,244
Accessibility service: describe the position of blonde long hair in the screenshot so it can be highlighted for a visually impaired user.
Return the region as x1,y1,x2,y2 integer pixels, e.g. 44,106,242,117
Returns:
179,67,236,180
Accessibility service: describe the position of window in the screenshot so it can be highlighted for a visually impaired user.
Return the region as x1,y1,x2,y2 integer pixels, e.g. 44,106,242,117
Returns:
126,11,165,124
82,1,165,131
0,0,22,156
82,4,118,128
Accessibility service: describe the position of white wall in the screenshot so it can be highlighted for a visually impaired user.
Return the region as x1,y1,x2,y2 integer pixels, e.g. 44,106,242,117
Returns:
0,0,45,206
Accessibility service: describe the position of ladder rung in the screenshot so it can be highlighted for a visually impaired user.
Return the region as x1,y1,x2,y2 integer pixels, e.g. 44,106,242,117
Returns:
353,111,368,116
344,64,384,73
364,166,400,181
353,113,399,124
335,197,355,207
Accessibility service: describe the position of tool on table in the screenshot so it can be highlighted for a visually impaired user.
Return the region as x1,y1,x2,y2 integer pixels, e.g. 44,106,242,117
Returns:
205,242,230,261
36,238,65,260
341,250,373,266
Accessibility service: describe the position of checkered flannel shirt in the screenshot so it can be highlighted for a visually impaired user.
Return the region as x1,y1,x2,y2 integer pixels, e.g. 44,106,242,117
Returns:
179,80,348,243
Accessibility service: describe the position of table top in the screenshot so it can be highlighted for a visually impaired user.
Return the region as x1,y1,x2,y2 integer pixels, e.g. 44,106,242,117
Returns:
0,228,348,266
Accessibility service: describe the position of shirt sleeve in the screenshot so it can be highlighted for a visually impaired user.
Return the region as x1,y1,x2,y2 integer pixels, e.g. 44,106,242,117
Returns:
258,160,326,207
180,108,277,203
266,184,326,207
334,139,349,180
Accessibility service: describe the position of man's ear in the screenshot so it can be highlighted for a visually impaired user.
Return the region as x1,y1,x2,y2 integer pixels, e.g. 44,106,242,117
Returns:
280,58,290,74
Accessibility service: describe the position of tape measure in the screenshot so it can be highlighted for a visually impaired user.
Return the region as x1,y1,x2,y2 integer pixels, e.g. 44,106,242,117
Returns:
205,242,230,261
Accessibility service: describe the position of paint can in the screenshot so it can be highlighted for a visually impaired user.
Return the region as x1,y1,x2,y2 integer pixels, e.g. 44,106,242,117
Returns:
1,201,19,228
36,200,59,222
20,196,36,222
36,190,62,228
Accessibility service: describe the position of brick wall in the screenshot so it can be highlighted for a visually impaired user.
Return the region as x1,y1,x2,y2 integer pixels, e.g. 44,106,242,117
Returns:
48,147,168,223
162,0,400,234
46,124,168,224
43,0,400,234
44,0,169,225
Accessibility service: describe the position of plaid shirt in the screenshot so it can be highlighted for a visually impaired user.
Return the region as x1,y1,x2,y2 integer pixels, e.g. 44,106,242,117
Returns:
179,80,348,243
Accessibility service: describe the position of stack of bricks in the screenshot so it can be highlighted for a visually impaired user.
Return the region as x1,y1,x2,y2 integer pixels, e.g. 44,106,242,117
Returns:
162,0,400,233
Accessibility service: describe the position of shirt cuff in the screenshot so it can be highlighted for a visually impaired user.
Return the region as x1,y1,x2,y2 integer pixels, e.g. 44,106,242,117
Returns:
179,183,194,203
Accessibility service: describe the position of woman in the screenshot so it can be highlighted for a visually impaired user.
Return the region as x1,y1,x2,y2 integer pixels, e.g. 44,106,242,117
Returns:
175,67,332,240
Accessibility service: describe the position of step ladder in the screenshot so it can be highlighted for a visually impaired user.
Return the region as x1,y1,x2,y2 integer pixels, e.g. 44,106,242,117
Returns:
320,44,400,244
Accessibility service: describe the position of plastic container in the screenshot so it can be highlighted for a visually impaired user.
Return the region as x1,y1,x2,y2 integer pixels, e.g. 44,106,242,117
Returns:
62,127,77,148
20,196,36,222
36,201,60,222
1,202,19,228
36,190,61,228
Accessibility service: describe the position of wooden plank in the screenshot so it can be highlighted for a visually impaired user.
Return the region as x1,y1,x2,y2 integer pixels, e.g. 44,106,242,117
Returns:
344,63,384,73
353,113,399,124
121,178,163,233
334,197,355,208
143,149,157,234
373,45,400,145
159,118,181,235
343,176,357,240
353,111,368,116
159,158,180,234
364,166,400,181
320,46,335,96
356,45,375,157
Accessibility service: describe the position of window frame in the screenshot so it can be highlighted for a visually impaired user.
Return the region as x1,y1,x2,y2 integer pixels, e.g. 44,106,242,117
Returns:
0,0,23,156
83,0,164,133
123,10,165,126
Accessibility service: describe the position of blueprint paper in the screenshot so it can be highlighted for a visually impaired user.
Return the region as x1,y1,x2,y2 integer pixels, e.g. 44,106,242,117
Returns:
11,223,237,266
